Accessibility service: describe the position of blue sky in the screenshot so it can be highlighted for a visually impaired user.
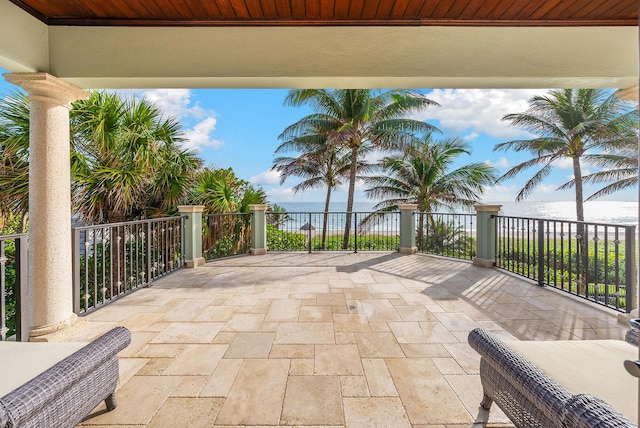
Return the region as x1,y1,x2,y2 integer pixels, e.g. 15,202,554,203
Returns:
1,69,636,205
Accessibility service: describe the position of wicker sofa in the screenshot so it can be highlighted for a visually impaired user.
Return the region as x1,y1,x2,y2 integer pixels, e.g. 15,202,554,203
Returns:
468,328,637,428
0,327,131,428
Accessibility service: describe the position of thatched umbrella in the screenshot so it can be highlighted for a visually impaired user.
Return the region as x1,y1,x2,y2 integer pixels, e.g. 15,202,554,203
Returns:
300,223,315,231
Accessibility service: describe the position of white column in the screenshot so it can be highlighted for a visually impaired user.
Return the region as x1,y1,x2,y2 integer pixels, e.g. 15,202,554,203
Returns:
3,73,88,340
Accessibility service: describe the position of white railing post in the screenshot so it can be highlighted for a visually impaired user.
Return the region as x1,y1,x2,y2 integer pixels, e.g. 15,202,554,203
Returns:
473,204,502,267
399,204,417,254
177,205,205,268
249,204,268,255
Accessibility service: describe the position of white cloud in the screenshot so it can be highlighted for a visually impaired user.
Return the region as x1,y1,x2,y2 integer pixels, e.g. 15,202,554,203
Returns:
140,88,207,119
414,89,549,140
182,117,223,151
495,157,511,168
463,132,479,142
250,169,282,186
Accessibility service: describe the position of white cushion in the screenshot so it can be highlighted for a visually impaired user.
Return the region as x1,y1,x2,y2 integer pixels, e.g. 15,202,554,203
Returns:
507,339,638,424
0,341,86,397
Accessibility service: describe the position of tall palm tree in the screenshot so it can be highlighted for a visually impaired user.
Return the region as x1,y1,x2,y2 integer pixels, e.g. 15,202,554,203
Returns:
495,88,638,221
273,124,362,249
365,134,497,213
283,89,439,248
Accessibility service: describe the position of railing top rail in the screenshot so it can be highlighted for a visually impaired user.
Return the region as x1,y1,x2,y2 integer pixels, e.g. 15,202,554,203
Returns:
494,214,635,229
204,212,252,217
416,211,474,215
72,215,187,231
270,211,400,215
0,233,28,240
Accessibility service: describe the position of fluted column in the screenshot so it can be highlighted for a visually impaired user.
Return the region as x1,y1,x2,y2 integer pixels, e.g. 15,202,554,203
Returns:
3,73,88,340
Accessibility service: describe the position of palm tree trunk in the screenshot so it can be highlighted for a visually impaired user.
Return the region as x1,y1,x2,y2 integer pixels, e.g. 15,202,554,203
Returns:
342,145,359,250
572,155,588,296
322,185,332,250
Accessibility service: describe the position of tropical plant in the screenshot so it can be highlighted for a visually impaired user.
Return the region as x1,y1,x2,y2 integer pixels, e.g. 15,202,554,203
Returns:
283,89,439,248
266,204,291,228
495,88,638,221
189,167,267,214
365,134,497,213
71,91,201,223
0,91,30,232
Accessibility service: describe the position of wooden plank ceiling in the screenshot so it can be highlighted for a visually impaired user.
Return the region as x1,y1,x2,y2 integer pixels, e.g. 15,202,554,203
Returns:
10,0,639,26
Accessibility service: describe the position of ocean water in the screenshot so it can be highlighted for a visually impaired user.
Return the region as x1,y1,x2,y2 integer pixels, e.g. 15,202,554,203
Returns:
274,200,638,226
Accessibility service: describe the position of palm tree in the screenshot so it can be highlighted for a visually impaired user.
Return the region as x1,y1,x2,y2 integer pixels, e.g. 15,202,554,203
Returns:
273,124,361,249
365,134,497,217
283,89,439,249
71,91,201,223
365,135,496,255
495,88,638,222
560,136,638,201
0,92,30,232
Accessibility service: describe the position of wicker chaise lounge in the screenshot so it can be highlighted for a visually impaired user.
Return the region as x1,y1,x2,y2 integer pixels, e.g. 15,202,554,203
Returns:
468,328,638,428
0,327,131,428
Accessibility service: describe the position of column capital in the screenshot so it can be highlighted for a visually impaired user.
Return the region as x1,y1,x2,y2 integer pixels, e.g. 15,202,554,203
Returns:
249,204,268,211
399,204,418,211
3,72,88,108
177,205,205,214
474,204,502,212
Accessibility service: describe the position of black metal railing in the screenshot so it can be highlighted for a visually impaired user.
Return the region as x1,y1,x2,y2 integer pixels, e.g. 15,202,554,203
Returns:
266,211,400,252
72,216,185,315
495,216,637,313
203,213,252,260
416,212,475,260
0,234,27,341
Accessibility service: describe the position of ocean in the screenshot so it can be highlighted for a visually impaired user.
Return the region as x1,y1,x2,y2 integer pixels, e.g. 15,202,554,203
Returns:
274,200,638,226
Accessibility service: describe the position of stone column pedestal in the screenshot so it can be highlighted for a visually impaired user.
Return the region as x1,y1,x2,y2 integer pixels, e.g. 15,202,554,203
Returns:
3,73,88,341
473,204,502,267
249,204,268,255
399,204,417,255
178,205,205,268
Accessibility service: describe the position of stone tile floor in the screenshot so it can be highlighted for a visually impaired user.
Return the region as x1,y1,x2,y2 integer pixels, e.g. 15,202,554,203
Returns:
72,252,630,427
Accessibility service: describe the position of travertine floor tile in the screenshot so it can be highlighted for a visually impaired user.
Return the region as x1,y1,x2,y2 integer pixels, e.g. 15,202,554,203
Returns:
73,252,628,428
214,359,289,425
224,332,274,358
163,344,227,376
85,376,181,425
362,358,398,397
150,322,223,343
222,314,265,332
274,322,335,344
280,376,343,426
355,332,405,358
200,359,243,397
343,397,411,428
147,397,223,428
386,358,473,425
314,344,363,375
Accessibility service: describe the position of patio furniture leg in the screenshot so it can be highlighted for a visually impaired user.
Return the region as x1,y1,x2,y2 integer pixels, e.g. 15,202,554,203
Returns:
480,393,493,410
105,393,118,411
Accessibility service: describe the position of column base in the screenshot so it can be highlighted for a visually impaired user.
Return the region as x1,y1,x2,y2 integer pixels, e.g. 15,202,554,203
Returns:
251,248,268,255
617,308,639,325
473,257,495,268
185,257,206,268
399,246,417,255
29,314,86,342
